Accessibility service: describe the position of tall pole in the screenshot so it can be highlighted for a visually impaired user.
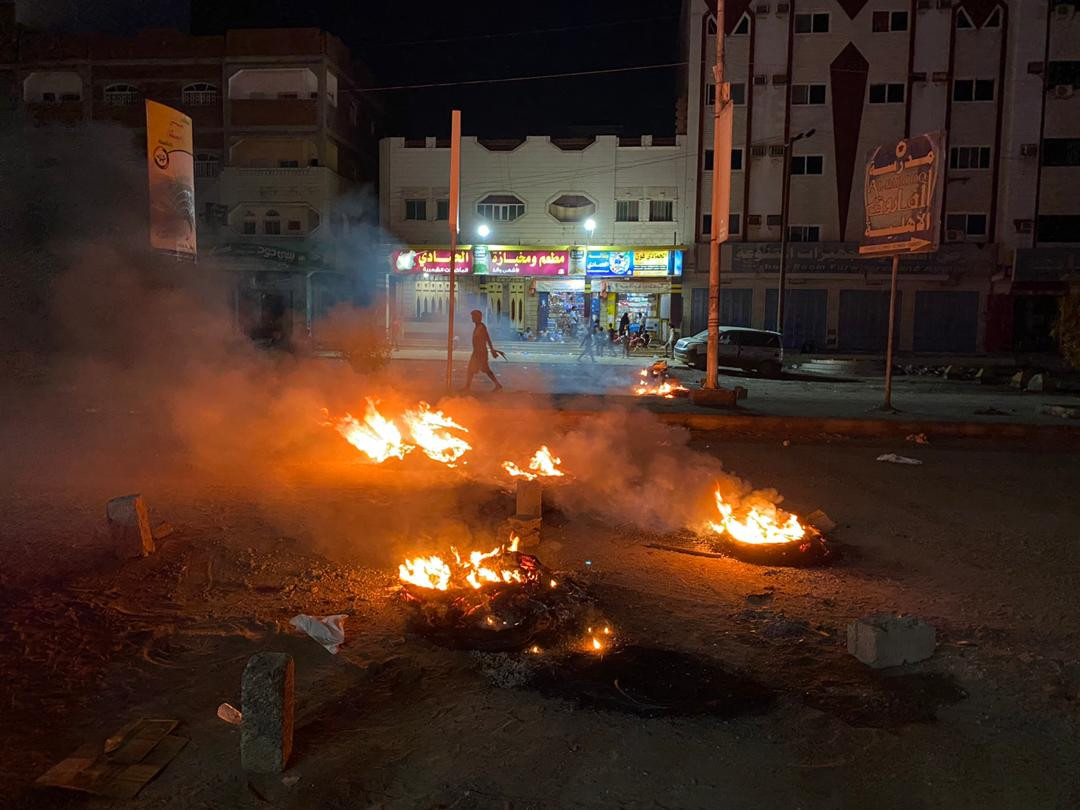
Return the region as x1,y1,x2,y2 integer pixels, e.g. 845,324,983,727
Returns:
445,110,461,391
776,140,793,336
705,0,730,390
881,253,900,410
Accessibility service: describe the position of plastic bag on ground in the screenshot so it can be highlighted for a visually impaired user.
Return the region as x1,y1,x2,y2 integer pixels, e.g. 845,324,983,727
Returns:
289,613,348,654
876,453,923,465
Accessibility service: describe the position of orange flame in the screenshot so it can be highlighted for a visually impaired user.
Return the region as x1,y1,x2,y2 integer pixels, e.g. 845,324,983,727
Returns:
399,534,524,591
502,445,566,480
329,400,471,467
334,399,410,462
402,402,471,466
707,488,806,545
633,370,688,399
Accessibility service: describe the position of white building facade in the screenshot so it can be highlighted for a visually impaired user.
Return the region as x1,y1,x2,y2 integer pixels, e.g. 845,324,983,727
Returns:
680,0,1080,354
379,135,693,341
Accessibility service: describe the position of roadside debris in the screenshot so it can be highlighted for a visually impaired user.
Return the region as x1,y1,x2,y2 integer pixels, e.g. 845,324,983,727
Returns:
106,494,155,559
847,614,936,669
905,433,929,445
876,453,923,465
152,522,175,541
1041,404,1080,419
217,703,242,726
974,407,1009,416
1026,373,1055,393
241,653,294,774
805,509,837,534
36,719,187,798
289,613,348,654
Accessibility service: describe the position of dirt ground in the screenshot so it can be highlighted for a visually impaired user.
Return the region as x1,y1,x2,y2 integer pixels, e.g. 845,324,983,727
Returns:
2,390,1080,809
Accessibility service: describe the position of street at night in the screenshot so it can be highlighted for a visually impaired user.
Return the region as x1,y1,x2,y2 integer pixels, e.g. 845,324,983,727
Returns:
2,0,1080,808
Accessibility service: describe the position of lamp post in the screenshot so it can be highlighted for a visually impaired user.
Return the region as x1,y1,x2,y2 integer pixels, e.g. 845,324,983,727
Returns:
775,127,815,340
583,217,596,327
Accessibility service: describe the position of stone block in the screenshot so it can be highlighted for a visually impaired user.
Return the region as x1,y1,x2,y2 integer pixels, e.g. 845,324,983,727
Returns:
241,653,294,773
515,479,542,519
106,494,155,559
847,614,936,669
1026,373,1055,393
689,387,738,408
504,516,541,549
1010,369,1035,389
976,367,1000,385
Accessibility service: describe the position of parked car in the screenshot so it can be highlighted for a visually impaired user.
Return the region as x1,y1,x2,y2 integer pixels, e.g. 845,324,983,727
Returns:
673,327,784,377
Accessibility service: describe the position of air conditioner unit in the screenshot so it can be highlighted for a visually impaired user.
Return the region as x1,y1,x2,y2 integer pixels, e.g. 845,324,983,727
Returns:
753,74,768,86
946,229,964,241
747,214,762,225
771,74,788,85
1014,219,1034,234
1027,61,1044,75
776,2,790,13
755,3,769,13
1020,143,1038,157
1054,3,1075,18
769,144,786,157
750,144,768,157
910,72,927,82
1054,84,1075,99
932,71,949,82
766,214,783,227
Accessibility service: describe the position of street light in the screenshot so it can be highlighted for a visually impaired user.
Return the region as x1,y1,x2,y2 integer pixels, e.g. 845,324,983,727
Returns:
776,128,815,342
476,223,491,239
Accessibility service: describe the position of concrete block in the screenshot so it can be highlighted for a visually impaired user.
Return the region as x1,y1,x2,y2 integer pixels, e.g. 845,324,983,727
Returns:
106,494,155,559
504,516,541,549
806,509,837,534
241,653,294,773
975,367,1001,385
689,387,738,408
1041,403,1080,419
847,614,936,669
1010,369,1035,389
1026,373,1055,393
515,479,542,519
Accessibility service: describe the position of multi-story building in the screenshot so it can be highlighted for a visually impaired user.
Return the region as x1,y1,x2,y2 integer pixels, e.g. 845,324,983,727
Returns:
0,4,381,344
380,134,691,341
680,0,1080,354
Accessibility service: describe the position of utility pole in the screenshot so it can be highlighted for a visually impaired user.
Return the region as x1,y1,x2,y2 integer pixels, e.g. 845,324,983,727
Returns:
445,109,461,392
776,129,814,336
705,0,732,390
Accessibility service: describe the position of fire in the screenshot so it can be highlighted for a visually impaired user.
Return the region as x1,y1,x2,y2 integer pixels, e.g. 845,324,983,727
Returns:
502,445,566,480
402,403,472,466
633,369,688,399
707,488,806,545
398,534,527,592
329,400,471,467
586,624,613,653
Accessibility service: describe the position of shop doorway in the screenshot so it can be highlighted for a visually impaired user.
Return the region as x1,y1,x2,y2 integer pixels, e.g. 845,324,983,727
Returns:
1012,294,1060,353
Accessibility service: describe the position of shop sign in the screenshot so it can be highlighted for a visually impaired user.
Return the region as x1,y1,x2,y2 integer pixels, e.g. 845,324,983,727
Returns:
568,247,587,275
603,280,672,294
585,250,633,276
217,242,327,268
535,278,585,292
486,249,569,275
730,242,988,276
1014,247,1080,283
633,249,674,276
860,131,945,256
392,248,472,274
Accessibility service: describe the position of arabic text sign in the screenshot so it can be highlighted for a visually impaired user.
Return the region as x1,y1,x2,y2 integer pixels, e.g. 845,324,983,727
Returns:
632,249,673,276
145,99,196,258
585,250,633,276
487,249,569,275
860,131,945,256
392,249,472,274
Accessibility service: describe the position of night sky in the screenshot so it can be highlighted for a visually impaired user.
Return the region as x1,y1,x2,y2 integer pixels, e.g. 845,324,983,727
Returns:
24,0,682,138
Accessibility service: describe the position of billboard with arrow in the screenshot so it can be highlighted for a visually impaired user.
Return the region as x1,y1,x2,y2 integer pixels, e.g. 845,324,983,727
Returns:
859,131,945,256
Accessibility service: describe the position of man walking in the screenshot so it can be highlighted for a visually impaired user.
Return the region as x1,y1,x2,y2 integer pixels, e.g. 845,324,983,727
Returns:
465,309,503,392
578,325,597,363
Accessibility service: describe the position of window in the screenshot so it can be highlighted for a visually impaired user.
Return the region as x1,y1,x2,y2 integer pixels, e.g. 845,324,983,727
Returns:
731,148,743,171
788,225,820,242
701,213,712,234
707,17,717,35
1042,138,1080,167
1037,215,1080,242
60,93,80,102
953,78,995,101
435,199,450,220
194,152,221,179
949,146,991,170
945,213,988,240
278,159,299,168
704,149,714,171
731,83,746,105
404,199,427,221
287,219,302,231
791,83,827,105
41,92,56,103
729,213,742,235
182,82,218,106
738,331,779,348
733,15,750,35
649,200,674,222
1047,61,1080,89
349,99,360,127
548,193,595,222
795,12,829,33
616,200,640,222
477,193,525,222
263,210,281,235
985,7,1001,28
791,155,824,175
956,8,974,29
869,83,906,104
706,84,716,105
104,83,140,105
242,212,256,235
872,11,909,32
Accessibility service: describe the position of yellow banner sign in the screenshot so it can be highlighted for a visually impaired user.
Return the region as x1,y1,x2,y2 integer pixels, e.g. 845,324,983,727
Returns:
145,99,196,258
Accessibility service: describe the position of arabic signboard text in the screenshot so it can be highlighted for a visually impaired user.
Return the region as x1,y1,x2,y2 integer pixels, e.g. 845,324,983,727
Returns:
145,99,196,258
393,249,473,274
860,131,945,256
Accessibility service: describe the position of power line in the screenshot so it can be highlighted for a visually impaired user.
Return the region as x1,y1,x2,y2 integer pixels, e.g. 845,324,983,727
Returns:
346,61,687,94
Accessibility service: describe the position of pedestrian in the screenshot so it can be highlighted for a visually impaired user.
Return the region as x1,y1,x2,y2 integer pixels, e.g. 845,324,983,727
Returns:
464,309,503,392
619,312,630,336
578,325,597,362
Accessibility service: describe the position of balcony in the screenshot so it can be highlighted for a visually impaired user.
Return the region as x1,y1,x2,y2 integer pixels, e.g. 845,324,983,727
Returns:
230,98,318,127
